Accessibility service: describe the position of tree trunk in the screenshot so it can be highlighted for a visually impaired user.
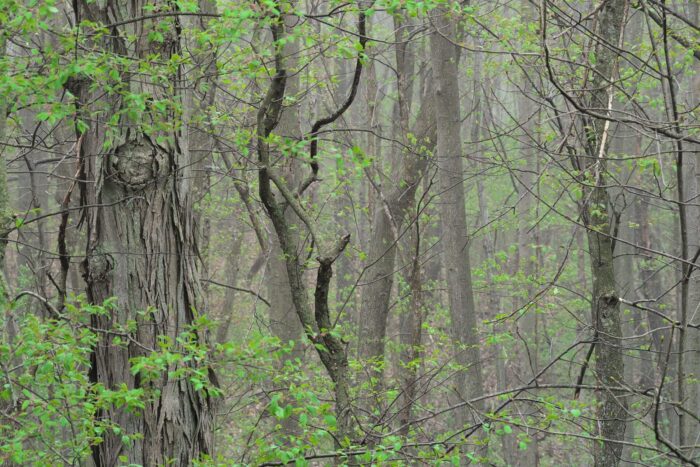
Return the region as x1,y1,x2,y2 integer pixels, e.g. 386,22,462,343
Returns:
0,35,15,346
357,14,416,388
188,0,219,281
576,1,629,464
74,2,215,464
255,9,364,445
430,7,484,429
0,36,10,295
680,1,700,455
215,228,244,344
357,44,434,428
266,8,305,359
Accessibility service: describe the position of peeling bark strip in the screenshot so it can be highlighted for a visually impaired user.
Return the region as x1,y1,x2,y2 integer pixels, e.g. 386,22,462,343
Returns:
72,0,215,465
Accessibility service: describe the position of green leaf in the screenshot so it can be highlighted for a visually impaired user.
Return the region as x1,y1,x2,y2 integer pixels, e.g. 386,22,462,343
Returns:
323,414,336,428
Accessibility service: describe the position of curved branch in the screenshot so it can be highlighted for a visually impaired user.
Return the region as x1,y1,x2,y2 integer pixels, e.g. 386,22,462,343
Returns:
298,6,368,196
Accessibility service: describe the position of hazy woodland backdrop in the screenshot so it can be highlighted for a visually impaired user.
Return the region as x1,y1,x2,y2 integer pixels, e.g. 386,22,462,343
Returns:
1,0,699,465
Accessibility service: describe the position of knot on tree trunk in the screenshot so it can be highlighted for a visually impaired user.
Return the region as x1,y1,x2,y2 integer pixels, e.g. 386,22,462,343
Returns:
82,249,113,284
110,139,167,190
600,294,618,306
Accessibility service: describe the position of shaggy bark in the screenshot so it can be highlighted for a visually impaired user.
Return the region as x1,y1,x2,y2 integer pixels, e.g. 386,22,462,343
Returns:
74,1,215,464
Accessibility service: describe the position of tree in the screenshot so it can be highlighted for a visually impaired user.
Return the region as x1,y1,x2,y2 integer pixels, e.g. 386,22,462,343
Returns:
430,5,484,430
72,0,215,463
541,1,629,464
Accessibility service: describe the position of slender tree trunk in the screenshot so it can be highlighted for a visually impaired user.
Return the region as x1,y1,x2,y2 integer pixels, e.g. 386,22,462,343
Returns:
357,14,415,386
515,7,542,457
263,11,306,441
680,1,700,455
430,7,484,429
255,8,364,445
576,2,629,464
477,177,517,464
396,215,424,437
0,36,15,340
586,190,626,467
635,194,669,372
268,9,304,371
215,228,244,344
0,37,10,291
357,34,434,424
189,0,219,279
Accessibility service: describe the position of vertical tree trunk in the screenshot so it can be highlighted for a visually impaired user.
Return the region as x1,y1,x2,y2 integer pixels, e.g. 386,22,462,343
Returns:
515,3,542,457
570,1,629,464
430,7,484,429
680,1,700,455
267,14,305,436
188,0,219,279
586,187,626,467
267,8,304,373
214,228,244,344
0,36,14,345
0,36,10,295
477,178,517,464
74,2,215,465
634,190,669,379
357,14,415,386
255,6,364,445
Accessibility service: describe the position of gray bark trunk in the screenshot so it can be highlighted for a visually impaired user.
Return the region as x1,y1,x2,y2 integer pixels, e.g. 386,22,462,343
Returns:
268,10,304,363
215,228,244,344
357,14,416,385
578,2,629,464
74,2,215,464
0,36,15,344
515,3,541,456
188,0,219,278
430,8,484,429
680,1,700,455
0,36,10,293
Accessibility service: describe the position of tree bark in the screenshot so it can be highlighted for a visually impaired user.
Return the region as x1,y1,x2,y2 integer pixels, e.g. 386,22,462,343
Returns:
430,7,484,429
0,36,16,349
74,2,215,464
255,7,364,445
357,14,417,389
263,10,307,441
679,1,700,455
0,37,11,296
565,1,629,464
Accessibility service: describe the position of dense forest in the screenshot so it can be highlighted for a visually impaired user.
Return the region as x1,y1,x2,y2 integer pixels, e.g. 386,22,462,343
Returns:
0,0,699,465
